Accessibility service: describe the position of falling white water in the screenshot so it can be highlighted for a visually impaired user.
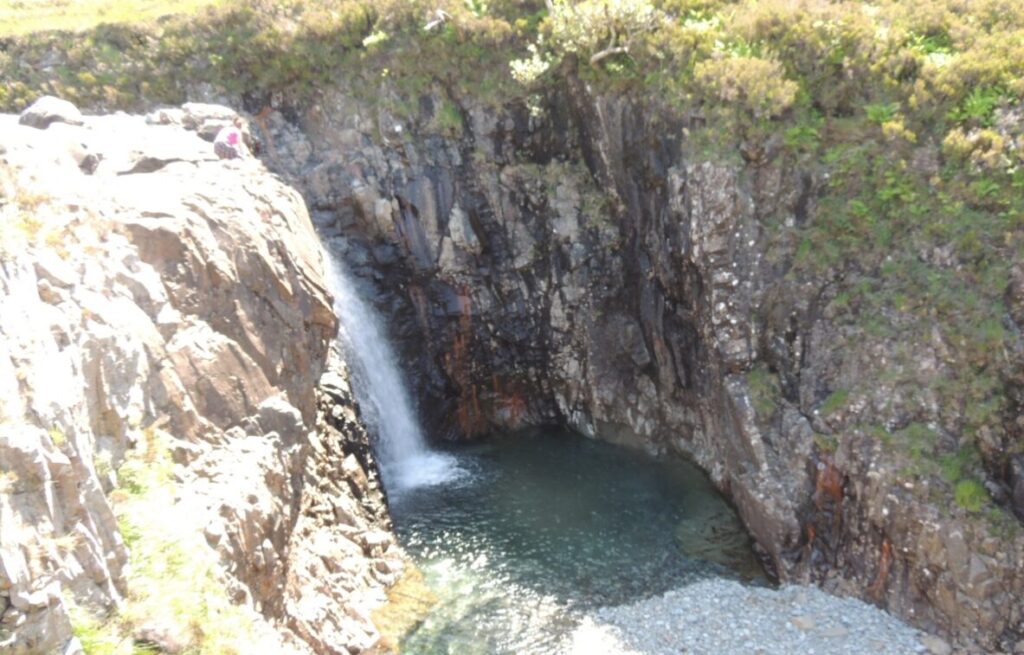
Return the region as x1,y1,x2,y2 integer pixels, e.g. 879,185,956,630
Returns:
323,248,462,493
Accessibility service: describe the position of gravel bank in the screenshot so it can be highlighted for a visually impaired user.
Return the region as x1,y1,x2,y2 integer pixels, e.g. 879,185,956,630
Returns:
567,579,943,655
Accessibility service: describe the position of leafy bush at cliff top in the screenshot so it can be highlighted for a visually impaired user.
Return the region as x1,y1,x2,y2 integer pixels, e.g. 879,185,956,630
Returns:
954,479,989,513
4,0,1023,138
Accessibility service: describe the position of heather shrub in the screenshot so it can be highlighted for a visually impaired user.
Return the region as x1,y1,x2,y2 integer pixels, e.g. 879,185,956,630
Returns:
693,55,798,120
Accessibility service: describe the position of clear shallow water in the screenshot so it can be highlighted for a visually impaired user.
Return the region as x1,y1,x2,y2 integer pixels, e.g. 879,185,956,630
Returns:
388,428,766,654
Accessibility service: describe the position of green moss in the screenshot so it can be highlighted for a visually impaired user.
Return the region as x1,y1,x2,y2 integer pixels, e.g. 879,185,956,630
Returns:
954,479,988,513
430,97,465,136
746,364,780,418
820,389,849,416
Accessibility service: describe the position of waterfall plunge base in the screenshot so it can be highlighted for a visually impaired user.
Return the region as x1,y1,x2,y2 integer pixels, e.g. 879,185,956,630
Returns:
324,248,462,494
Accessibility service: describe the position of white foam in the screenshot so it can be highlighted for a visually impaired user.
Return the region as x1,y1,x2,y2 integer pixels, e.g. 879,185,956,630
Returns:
383,451,466,493
324,249,462,493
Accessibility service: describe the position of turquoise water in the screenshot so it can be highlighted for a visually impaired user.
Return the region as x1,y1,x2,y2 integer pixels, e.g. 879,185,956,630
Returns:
388,428,765,654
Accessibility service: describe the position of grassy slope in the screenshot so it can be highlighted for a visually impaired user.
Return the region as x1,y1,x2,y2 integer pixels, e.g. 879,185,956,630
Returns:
71,430,265,655
0,0,222,36
2,0,1021,518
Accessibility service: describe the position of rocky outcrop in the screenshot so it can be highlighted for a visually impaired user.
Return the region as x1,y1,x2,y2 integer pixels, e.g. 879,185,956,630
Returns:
288,352,403,654
258,84,1024,651
17,95,84,129
0,101,397,654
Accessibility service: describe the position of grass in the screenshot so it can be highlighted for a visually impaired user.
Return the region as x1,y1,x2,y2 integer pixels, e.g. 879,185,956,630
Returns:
0,0,223,36
69,604,139,655
72,427,261,655
746,364,781,418
820,390,850,417
954,479,988,513
429,97,464,136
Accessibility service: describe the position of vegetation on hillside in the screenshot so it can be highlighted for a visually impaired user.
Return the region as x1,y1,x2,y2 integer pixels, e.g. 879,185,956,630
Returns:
2,0,1022,519
71,428,261,655
0,0,223,36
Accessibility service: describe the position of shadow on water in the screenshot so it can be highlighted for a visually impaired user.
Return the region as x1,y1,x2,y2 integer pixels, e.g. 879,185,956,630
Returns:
388,427,766,654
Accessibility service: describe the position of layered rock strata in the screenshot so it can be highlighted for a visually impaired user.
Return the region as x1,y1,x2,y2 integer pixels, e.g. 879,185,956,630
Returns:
0,101,398,654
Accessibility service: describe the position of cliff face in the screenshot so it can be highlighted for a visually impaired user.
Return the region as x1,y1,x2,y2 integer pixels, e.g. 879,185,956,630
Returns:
263,84,1024,650
0,102,398,654
3,0,1024,645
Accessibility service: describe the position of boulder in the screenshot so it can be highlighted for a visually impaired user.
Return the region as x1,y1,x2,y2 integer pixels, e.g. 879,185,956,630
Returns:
18,96,84,129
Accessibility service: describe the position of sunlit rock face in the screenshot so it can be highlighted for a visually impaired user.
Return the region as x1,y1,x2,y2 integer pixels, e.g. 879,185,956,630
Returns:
0,102,395,655
263,84,1024,651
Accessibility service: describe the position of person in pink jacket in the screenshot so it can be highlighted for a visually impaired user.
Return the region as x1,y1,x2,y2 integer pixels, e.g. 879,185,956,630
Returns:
214,117,248,160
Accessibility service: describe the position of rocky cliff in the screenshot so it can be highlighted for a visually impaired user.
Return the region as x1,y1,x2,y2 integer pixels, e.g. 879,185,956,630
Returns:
3,0,1023,650
260,82,1023,651
0,101,399,654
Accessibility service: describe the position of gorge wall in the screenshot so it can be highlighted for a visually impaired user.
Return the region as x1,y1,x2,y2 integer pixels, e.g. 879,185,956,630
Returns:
259,81,1024,651
3,1,1023,651
0,102,400,654
1,40,1022,655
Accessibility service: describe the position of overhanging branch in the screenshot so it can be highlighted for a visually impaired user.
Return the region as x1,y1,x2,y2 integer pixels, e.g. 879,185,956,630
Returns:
589,46,630,65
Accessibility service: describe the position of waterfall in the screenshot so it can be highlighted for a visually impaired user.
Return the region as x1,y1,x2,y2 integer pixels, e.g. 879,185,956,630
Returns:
323,247,461,493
